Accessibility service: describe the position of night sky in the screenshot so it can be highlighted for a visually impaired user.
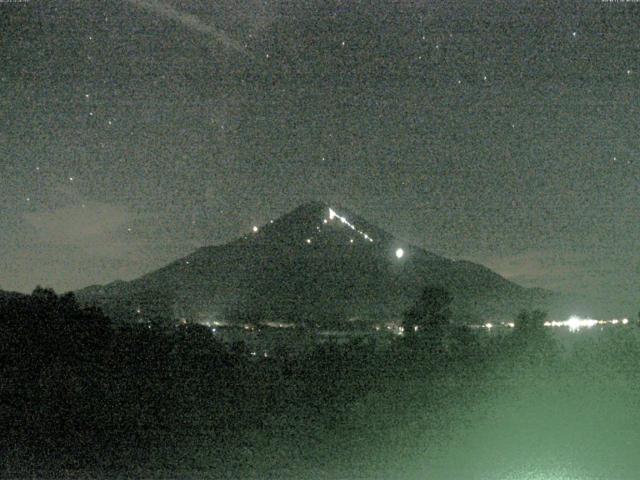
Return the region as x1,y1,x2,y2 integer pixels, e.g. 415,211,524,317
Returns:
1,0,638,314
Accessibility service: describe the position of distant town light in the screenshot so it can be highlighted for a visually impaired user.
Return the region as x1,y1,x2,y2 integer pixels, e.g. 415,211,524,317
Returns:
395,248,404,259
566,315,598,332
252,225,258,233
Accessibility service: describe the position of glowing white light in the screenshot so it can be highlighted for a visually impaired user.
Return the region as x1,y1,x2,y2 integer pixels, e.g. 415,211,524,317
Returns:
323,219,328,224
327,207,374,242
485,322,493,329
566,315,598,332
252,225,258,233
395,248,404,258
622,318,629,325
350,239,354,243
306,238,312,244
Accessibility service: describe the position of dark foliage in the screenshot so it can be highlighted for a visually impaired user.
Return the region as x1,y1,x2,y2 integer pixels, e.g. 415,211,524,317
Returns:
0,287,563,479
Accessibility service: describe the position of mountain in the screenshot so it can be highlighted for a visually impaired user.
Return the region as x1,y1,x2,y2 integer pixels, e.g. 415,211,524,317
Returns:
76,201,559,326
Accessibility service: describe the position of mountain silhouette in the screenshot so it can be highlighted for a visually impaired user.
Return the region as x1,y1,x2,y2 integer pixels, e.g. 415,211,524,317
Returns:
76,201,556,326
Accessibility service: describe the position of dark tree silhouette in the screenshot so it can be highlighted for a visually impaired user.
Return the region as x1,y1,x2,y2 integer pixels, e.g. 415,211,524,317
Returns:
513,309,547,334
403,285,453,335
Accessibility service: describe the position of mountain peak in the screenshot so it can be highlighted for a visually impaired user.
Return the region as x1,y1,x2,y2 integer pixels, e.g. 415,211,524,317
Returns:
77,202,557,325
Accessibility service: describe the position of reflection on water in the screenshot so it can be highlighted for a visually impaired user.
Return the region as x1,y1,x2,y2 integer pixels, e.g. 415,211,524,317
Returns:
245,327,640,480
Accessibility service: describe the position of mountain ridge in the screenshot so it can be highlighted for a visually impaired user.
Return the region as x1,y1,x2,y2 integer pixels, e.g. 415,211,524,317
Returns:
76,201,558,325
